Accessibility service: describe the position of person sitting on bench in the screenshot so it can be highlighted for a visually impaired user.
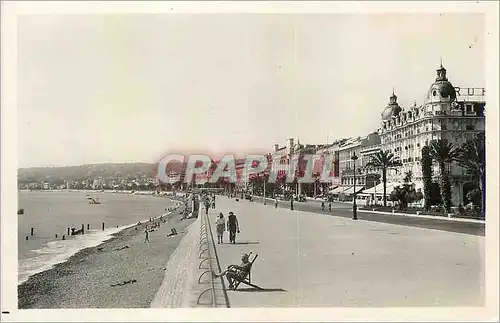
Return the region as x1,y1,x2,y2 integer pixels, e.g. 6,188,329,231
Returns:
213,253,252,290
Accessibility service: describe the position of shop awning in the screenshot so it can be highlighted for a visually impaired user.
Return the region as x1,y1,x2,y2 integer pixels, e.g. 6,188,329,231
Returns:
329,186,346,194
361,182,404,195
342,186,365,195
361,183,385,194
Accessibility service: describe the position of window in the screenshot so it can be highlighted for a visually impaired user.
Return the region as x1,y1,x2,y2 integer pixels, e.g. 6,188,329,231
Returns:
432,90,437,97
466,124,475,131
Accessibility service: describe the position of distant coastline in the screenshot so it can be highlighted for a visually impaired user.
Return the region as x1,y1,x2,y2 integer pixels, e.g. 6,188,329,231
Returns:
18,189,186,197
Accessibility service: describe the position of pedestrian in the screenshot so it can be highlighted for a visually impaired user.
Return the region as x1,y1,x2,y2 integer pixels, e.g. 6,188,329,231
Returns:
212,201,216,209
321,201,325,211
227,211,240,244
275,197,278,209
328,202,332,212
144,228,150,243
216,213,226,244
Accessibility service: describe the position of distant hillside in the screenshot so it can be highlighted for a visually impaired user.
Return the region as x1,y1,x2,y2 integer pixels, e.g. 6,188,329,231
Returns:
17,163,157,183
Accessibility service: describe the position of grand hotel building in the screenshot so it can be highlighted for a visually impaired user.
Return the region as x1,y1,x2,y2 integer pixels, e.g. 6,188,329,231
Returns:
378,64,485,206
264,64,485,207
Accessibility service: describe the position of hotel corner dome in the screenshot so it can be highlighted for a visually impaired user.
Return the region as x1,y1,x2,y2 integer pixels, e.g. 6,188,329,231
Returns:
381,92,402,121
425,65,457,103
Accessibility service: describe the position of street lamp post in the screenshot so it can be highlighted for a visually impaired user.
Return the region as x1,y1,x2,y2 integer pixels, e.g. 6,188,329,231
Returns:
351,152,359,220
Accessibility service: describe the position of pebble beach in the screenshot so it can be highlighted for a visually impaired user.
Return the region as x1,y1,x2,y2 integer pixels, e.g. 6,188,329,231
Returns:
18,207,196,309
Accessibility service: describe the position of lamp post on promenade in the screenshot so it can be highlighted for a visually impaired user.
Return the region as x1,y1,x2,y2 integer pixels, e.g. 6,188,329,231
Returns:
352,152,359,220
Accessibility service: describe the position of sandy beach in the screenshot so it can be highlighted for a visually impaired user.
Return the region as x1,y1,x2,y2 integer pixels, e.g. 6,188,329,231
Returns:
18,207,196,309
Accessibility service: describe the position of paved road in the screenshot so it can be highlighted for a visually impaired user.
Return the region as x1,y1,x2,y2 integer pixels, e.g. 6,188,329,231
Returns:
210,197,484,307
239,196,485,236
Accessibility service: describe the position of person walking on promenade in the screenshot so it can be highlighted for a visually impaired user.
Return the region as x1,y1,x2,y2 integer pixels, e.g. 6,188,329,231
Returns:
321,201,325,211
275,197,278,209
216,213,226,244
213,253,252,290
144,228,150,243
328,202,332,212
227,211,240,244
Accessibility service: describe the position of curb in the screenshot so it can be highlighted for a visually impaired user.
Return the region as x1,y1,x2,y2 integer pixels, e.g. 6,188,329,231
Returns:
358,209,485,224
244,196,484,225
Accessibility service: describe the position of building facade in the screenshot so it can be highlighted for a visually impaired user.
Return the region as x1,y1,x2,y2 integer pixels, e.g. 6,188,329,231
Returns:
378,64,485,206
339,132,381,189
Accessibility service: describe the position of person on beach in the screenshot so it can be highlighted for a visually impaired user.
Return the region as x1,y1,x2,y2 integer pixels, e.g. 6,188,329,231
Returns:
227,212,240,244
144,228,150,243
216,213,226,244
213,253,252,290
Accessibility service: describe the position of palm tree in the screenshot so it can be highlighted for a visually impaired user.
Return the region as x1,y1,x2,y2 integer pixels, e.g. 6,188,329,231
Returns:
421,145,433,210
428,139,459,213
403,170,413,184
366,150,402,207
455,132,485,214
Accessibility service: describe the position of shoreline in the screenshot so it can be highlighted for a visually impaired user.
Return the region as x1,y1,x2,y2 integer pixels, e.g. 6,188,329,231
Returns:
18,206,196,309
17,194,185,285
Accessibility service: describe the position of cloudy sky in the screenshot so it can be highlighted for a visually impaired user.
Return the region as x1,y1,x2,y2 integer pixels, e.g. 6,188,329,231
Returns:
17,13,485,167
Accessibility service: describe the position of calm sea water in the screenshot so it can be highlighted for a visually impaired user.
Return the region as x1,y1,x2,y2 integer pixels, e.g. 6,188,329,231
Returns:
17,191,176,284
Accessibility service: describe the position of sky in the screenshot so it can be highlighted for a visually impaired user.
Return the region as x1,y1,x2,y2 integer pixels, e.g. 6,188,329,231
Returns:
17,13,485,168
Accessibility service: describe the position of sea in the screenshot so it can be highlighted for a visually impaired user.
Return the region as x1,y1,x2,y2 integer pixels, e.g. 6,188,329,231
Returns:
17,190,177,284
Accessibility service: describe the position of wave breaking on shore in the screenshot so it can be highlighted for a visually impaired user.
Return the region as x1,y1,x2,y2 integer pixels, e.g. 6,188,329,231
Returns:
19,223,136,285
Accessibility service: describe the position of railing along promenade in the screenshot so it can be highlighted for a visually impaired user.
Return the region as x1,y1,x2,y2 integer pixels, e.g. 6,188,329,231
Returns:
194,202,230,307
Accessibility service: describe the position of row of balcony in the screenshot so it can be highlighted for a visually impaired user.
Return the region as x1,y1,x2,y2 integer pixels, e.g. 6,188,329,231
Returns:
383,109,479,130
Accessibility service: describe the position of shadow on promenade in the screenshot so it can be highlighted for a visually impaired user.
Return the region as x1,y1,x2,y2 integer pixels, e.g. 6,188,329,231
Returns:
235,287,286,293
233,241,260,245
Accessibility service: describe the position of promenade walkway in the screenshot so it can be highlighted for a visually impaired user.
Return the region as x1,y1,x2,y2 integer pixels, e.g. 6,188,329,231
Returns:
209,197,484,307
